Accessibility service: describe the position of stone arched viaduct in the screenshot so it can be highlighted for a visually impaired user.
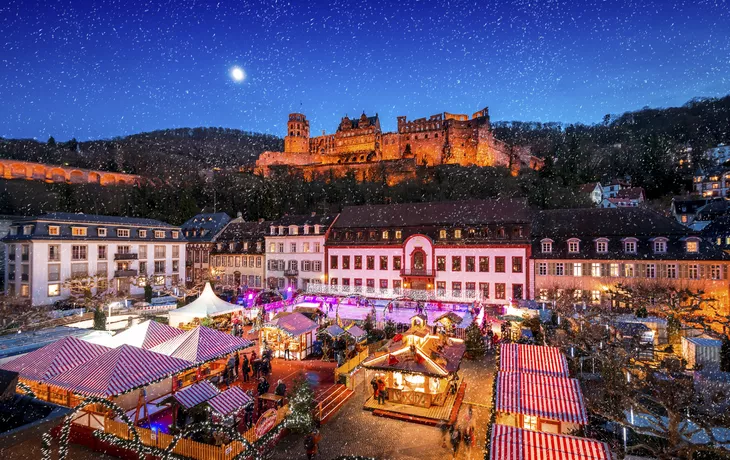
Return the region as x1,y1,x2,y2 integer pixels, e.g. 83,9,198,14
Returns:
0,159,144,186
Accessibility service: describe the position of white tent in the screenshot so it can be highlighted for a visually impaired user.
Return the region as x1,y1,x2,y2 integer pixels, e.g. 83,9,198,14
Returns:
168,282,242,328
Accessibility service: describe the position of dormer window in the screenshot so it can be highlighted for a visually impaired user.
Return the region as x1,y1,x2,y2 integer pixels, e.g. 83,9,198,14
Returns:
97,228,107,237
244,242,249,250
303,225,310,235
395,230,402,239
22,225,34,235
454,229,462,239
595,238,609,253
567,239,580,253
439,229,447,239
9,226,17,236
686,239,700,253
289,225,298,235
48,226,60,236
623,238,638,254
116,228,129,238
314,225,321,234
72,227,88,236
278,226,284,235
653,238,667,253
138,229,147,238
541,239,553,253
270,226,276,235
154,230,165,238
382,230,389,240
172,231,179,239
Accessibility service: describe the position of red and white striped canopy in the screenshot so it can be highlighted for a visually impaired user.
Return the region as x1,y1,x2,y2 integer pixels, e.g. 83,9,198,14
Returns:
500,343,569,377
150,326,253,364
490,424,612,460
110,320,185,349
206,386,253,416
46,344,193,397
172,380,220,409
0,336,111,382
497,372,588,425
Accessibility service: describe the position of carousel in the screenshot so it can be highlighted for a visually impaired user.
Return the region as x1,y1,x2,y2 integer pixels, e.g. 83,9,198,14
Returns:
362,314,465,409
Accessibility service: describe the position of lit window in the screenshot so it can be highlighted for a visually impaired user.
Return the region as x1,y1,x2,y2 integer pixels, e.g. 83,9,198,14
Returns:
439,229,447,239
591,263,601,277
591,290,601,303
686,241,699,253
48,284,60,297
454,229,462,239
610,263,619,277
395,230,402,239
382,231,389,239
116,228,130,237
172,230,179,239
138,229,147,238
72,227,88,236
154,230,165,238
269,243,276,253
48,226,60,236
568,240,580,253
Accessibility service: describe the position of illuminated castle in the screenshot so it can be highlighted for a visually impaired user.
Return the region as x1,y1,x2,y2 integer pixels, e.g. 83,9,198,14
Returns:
255,108,542,182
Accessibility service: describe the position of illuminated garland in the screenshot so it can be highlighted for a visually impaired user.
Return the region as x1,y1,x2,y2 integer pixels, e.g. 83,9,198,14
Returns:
16,381,36,398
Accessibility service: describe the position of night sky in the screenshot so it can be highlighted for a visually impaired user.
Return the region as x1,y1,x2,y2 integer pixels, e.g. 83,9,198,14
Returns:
1,0,729,141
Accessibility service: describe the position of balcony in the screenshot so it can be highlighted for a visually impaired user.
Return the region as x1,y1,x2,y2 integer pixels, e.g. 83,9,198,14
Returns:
114,269,138,277
115,253,138,260
400,269,435,277
284,269,299,277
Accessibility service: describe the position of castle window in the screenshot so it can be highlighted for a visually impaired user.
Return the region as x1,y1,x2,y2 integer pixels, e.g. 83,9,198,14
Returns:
439,229,447,239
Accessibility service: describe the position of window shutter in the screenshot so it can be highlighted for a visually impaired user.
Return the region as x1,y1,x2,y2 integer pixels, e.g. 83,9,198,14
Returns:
699,264,706,279
601,263,609,277
724,264,728,280
548,263,555,276
680,264,687,279
659,264,667,279
566,263,573,276
583,263,591,277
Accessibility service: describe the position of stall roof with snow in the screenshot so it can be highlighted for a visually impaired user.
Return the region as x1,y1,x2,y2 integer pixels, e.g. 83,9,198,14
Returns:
265,312,318,337
45,344,193,397
150,326,253,364
109,320,185,349
0,336,111,382
499,343,569,377
496,372,588,425
170,380,220,409
345,325,366,341
321,325,346,338
490,424,612,460
206,386,253,416
168,282,242,327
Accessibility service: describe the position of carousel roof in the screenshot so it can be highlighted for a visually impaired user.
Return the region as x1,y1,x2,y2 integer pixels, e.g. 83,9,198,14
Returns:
363,335,466,378
168,282,241,326
499,343,569,377
110,320,185,349
46,344,193,397
496,372,588,425
266,312,318,337
433,312,463,325
150,326,253,364
0,336,111,382
207,386,253,416
172,380,220,409
490,424,612,460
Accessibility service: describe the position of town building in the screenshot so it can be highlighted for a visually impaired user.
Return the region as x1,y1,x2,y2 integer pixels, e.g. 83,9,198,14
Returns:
322,199,533,303
264,213,337,291
255,110,543,182
209,218,270,292
705,144,730,165
601,179,630,198
531,208,730,314
3,213,185,306
181,212,231,287
671,197,711,226
693,167,730,198
600,187,645,208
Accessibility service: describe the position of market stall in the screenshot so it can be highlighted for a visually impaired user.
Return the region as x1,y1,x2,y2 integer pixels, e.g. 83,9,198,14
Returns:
206,386,253,426
499,343,569,377
150,326,253,387
109,320,185,349
168,282,244,329
489,424,612,460
361,315,465,409
164,380,220,428
261,312,318,360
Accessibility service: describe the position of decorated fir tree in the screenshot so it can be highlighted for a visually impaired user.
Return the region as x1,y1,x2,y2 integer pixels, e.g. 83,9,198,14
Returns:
464,322,486,359
285,376,316,434
93,306,106,331
384,319,397,339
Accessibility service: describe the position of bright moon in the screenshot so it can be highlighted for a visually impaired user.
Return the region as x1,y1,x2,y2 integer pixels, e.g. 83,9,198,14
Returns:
230,67,245,82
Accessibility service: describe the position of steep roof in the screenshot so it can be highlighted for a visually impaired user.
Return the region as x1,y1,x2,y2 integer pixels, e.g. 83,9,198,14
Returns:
615,187,645,200
213,219,270,241
334,199,532,228
265,312,318,337
17,212,177,228
496,372,588,425
490,424,612,460
268,213,337,228
181,213,231,242
499,343,569,377
109,320,185,349
150,326,253,364
578,182,601,193
533,208,689,238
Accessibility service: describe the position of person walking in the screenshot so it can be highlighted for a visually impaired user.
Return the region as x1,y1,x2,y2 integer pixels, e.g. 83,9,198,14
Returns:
234,352,240,380
370,377,378,401
241,354,250,382
450,426,462,458
274,379,286,407
376,378,386,405
284,341,291,360
304,429,321,460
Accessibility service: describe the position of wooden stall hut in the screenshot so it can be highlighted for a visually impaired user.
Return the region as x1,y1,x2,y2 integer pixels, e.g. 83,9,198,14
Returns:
344,325,367,344
320,325,347,363
495,372,588,434
489,424,612,460
433,312,463,336
165,380,220,428
109,320,185,349
0,336,111,406
150,326,253,387
168,282,242,330
499,343,569,377
44,345,193,425
206,386,253,427
261,312,318,360
361,314,465,409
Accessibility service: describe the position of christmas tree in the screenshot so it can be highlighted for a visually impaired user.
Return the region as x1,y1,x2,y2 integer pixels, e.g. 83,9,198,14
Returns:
285,376,316,434
464,322,486,359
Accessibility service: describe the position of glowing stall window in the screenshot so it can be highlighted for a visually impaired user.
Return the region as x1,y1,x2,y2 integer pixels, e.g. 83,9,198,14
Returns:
523,415,538,430
429,378,440,393
393,372,403,388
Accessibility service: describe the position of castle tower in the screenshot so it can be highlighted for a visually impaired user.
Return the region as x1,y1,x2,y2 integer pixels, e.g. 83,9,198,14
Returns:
284,113,310,154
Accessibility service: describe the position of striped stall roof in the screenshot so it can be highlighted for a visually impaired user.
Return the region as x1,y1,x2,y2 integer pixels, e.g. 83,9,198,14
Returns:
46,344,193,397
150,326,253,364
206,386,253,416
497,372,588,425
500,343,569,377
173,380,220,409
490,424,612,460
110,320,185,349
0,336,111,382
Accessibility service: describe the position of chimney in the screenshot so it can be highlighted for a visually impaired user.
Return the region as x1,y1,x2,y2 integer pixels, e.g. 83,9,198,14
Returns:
236,211,243,219
258,218,264,223
311,212,316,217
